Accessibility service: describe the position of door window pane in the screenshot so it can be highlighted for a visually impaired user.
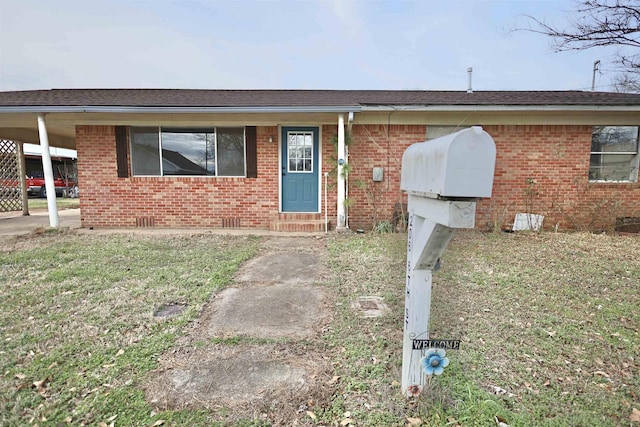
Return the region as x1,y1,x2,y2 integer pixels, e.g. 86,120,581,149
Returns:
287,131,313,173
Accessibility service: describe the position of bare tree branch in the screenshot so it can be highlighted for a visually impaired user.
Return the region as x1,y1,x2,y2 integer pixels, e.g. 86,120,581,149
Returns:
522,0,640,89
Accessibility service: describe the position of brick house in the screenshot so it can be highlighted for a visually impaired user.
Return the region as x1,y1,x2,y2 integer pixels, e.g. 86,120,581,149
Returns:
0,89,639,232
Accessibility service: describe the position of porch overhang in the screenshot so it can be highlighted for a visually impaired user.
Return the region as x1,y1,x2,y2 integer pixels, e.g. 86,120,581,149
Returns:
0,107,362,150
3,101,640,150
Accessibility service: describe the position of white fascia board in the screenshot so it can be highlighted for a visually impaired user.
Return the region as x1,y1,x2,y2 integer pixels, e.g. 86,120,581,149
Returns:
361,105,640,112
0,105,363,114
23,143,77,158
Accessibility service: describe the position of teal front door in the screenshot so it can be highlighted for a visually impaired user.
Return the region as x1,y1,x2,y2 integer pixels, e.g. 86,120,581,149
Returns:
281,126,319,212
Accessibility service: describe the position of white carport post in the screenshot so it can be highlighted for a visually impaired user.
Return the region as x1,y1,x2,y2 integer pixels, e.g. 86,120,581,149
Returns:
37,113,59,228
337,114,347,229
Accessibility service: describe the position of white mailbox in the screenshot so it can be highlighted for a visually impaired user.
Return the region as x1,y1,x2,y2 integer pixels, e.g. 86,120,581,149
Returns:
401,126,496,199
400,126,496,397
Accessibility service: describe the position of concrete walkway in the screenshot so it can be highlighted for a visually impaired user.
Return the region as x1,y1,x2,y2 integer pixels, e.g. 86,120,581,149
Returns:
144,236,333,421
0,208,81,241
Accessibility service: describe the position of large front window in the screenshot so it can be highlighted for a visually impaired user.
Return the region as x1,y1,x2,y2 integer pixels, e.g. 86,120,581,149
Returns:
130,127,246,176
590,126,640,182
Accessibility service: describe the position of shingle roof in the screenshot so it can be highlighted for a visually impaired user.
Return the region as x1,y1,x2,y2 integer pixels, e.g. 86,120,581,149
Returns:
1,89,640,108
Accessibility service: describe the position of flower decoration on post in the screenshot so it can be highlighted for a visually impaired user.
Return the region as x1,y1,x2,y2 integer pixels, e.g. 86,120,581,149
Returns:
421,348,449,376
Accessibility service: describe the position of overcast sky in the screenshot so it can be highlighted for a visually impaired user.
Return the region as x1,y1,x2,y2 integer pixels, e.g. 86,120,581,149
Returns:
0,0,628,92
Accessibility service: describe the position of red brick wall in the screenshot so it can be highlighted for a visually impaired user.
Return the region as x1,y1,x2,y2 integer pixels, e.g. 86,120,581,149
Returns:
346,124,426,231
346,123,639,232
76,123,640,231
76,125,281,228
477,125,640,231
321,125,338,223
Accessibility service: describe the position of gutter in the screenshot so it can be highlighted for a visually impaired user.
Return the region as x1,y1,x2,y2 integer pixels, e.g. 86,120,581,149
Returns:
361,105,640,112
0,105,364,114
2,104,640,114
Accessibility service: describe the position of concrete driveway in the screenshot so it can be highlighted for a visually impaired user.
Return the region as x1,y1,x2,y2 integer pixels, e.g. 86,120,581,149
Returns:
0,208,80,241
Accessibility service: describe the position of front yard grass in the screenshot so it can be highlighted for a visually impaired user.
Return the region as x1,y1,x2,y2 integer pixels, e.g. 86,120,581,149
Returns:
0,233,260,426
0,230,638,426
323,231,639,426
27,197,80,211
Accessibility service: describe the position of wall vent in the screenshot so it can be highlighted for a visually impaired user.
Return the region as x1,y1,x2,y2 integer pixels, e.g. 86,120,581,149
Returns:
136,216,155,227
221,217,241,228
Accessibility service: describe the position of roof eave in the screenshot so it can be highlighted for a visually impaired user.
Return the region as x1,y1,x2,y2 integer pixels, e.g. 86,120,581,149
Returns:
0,105,363,114
361,104,640,112
3,104,640,114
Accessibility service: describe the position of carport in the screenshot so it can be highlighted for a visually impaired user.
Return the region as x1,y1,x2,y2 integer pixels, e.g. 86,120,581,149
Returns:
0,106,76,227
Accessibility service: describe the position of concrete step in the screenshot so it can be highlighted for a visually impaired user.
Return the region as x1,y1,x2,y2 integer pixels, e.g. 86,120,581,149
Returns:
270,214,330,232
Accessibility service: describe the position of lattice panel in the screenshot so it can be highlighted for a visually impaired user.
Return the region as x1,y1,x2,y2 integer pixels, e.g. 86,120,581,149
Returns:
0,139,23,212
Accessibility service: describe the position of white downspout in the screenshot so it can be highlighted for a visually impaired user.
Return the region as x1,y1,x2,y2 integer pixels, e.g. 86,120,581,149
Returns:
337,114,346,229
345,111,354,228
37,113,59,228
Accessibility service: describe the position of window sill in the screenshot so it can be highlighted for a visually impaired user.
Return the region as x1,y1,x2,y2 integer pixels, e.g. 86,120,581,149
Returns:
589,180,638,185
131,175,247,181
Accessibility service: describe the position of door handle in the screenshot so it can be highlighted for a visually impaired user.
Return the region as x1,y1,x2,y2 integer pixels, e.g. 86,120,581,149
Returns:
282,166,287,176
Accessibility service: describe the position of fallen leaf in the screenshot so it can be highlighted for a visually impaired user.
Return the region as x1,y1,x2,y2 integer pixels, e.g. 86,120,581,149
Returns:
107,415,118,422
306,411,317,420
64,417,72,424
406,416,422,425
14,373,26,380
630,408,640,423
151,420,165,426
116,349,125,357
327,375,340,384
593,371,610,378
340,418,353,426
33,379,46,389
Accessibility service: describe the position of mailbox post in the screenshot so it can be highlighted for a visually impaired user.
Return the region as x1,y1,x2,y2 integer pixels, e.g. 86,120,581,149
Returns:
400,126,496,396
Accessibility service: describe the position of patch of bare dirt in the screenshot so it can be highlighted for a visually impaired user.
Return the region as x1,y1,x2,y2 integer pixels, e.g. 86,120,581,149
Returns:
143,343,334,424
